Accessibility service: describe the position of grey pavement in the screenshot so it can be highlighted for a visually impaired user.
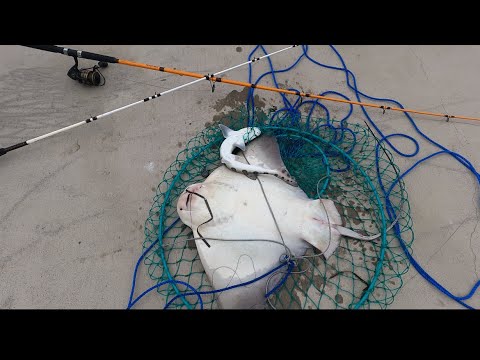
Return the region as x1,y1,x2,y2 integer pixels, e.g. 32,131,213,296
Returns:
0,45,479,309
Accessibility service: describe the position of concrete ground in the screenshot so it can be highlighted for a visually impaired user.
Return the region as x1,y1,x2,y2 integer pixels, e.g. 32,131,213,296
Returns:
0,45,479,309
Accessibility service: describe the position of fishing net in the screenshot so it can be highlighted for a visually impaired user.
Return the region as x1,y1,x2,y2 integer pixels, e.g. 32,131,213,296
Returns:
143,109,414,309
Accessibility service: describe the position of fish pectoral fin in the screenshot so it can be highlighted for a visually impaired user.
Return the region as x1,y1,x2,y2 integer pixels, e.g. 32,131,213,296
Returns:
219,124,235,138
310,199,342,226
302,234,339,260
235,138,246,152
302,219,341,259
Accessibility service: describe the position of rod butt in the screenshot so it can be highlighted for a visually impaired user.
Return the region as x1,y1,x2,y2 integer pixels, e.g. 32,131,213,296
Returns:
1,142,28,157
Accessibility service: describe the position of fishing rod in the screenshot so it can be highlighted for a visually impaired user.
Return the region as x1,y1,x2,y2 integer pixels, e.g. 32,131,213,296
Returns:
23,45,112,86
24,45,480,123
118,62,480,123
0,45,297,157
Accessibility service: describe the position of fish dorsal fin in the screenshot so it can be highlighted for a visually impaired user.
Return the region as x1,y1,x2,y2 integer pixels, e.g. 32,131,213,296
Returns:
219,124,235,138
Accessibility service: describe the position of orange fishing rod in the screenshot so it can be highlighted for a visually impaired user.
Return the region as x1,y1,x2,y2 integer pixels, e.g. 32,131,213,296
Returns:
118,59,480,123
24,45,480,123
1,46,296,157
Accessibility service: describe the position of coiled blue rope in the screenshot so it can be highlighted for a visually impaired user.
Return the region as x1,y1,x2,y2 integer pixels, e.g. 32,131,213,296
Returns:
245,44,480,308
130,45,479,309
376,145,480,309
163,261,293,309
128,219,294,309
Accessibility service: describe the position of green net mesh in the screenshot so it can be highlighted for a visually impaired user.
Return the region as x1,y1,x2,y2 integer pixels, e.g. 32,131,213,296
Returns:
143,109,414,309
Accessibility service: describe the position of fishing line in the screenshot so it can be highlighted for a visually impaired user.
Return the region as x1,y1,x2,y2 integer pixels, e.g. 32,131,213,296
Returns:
24,45,480,123
129,235,296,308
1,46,297,158
265,265,371,310
66,56,107,86
163,261,292,309
247,45,479,308
162,236,292,253
130,164,303,310
285,171,401,307
240,152,291,260
317,176,333,257
133,48,478,308
9,44,480,162
266,272,287,310
184,181,294,304
265,255,313,309
130,124,388,309
211,253,257,304
328,45,480,308
266,173,351,302
262,173,331,308
211,254,257,291
129,134,304,309
241,133,383,302
378,147,480,309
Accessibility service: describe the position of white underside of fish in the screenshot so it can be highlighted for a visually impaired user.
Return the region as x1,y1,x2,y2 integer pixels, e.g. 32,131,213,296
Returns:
177,136,345,309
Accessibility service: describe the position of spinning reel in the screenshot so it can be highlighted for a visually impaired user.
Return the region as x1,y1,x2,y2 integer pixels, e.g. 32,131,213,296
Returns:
67,56,108,86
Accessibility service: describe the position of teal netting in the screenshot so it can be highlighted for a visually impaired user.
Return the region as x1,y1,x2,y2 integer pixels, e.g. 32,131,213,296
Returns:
143,110,414,309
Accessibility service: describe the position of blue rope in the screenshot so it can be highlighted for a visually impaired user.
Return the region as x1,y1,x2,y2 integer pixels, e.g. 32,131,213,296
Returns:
127,218,187,308
131,45,479,309
164,260,292,309
128,279,204,309
326,45,480,307
376,146,480,309
247,45,306,124
246,46,356,170
128,219,293,309
246,44,479,308
265,261,295,298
